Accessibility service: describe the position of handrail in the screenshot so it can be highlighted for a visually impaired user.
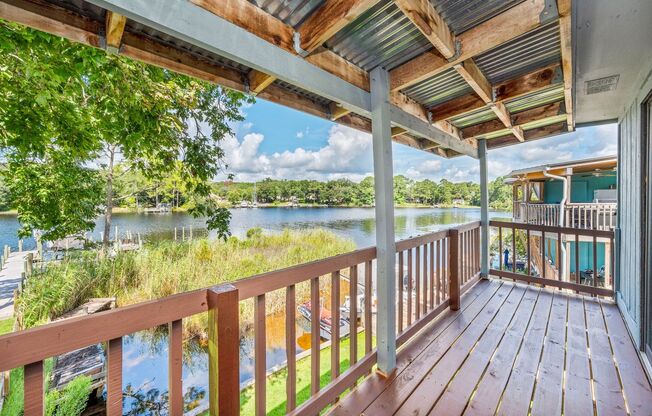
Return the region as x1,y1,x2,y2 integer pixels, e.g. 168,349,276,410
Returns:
490,220,614,238
0,222,484,415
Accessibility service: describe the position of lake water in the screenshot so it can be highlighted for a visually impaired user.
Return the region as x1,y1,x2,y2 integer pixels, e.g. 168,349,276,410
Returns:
0,206,509,251
1,207,510,413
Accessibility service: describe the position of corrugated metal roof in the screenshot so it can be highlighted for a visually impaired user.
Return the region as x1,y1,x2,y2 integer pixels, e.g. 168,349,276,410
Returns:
505,85,565,113
249,0,324,28
434,0,525,35
475,23,561,84
272,79,332,106
402,67,473,107
324,0,432,71
449,107,497,128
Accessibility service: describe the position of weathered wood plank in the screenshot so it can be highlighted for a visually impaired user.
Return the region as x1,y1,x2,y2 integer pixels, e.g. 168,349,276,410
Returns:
563,295,593,416
395,0,456,58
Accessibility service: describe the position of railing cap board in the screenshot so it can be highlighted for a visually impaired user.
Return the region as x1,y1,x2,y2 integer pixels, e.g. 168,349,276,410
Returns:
489,220,614,238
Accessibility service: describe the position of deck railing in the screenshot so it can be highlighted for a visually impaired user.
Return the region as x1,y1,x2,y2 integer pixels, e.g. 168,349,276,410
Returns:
0,222,481,416
490,220,615,297
513,202,617,230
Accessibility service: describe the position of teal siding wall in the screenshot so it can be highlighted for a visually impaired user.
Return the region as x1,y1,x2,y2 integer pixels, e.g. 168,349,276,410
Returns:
545,238,606,272
542,174,616,203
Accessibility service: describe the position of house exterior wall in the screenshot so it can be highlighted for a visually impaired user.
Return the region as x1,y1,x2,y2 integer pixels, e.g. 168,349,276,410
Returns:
542,174,617,204
617,62,652,348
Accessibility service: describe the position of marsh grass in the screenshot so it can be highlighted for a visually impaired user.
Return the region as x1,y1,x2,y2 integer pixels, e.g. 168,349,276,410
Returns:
16,229,355,339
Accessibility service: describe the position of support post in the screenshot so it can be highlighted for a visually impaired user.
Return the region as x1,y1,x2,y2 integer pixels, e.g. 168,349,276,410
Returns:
449,228,461,310
370,66,396,376
479,139,490,278
207,284,240,416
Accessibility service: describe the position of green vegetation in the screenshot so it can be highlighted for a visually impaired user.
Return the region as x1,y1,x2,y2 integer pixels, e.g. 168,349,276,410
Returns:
240,331,371,416
0,21,251,246
16,230,355,337
0,318,12,335
215,175,513,209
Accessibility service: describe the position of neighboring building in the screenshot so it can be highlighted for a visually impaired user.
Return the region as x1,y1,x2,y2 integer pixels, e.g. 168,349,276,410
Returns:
506,155,617,284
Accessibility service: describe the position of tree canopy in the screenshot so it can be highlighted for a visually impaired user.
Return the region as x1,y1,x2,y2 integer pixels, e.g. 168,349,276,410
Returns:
0,21,252,242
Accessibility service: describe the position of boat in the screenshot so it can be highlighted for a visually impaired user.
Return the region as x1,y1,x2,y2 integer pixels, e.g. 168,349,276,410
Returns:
298,301,350,341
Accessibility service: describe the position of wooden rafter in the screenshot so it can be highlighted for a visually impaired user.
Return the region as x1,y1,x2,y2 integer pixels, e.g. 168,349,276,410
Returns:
461,101,565,139
390,0,551,92
297,0,381,54
104,10,126,53
454,59,492,103
559,13,573,131
395,0,456,58
430,63,562,122
329,102,351,121
248,70,276,95
487,121,567,149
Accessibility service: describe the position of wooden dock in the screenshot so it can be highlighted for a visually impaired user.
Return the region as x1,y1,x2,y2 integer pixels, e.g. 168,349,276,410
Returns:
0,250,35,320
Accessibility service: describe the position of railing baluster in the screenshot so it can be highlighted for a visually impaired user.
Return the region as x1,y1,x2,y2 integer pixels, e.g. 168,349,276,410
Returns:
542,231,546,282
398,251,404,333
286,284,297,411
498,226,503,271
423,244,428,314
526,229,531,276
429,241,435,310
169,319,183,416
349,265,358,368
575,233,580,292
593,235,598,292
511,225,516,275
24,361,44,416
407,248,413,326
436,239,441,304
255,293,267,415
107,337,122,416
208,284,240,416
310,277,320,396
557,232,562,281
415,246,421,320
449,228,460,310
610,236,615,288
330,272,340,381
364,260,372,355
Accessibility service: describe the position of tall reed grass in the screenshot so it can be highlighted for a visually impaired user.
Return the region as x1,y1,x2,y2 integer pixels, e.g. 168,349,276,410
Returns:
16,229,355,339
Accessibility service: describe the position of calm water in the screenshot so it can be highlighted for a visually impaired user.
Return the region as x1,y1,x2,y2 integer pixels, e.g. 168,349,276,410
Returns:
1,207,510,413
0,206,507,251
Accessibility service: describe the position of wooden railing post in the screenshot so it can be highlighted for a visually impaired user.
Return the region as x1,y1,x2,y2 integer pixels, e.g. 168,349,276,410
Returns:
448,228,460,311
208,284,240,416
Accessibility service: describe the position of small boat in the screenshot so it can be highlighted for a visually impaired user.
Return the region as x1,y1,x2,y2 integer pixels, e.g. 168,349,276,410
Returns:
298,301,350,341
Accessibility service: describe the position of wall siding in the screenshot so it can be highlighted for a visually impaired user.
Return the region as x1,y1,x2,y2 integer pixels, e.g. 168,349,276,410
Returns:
617,62,652,348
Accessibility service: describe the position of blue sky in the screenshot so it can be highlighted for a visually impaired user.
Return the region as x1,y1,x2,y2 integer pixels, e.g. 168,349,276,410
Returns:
221,98,618,183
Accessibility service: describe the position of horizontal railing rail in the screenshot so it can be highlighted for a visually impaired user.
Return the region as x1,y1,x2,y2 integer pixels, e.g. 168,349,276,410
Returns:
0,222,484,416
490,220,615,297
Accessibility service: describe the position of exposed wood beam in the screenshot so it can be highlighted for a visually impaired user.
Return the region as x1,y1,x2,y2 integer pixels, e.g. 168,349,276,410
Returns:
454,59,492,103
297,0,381,54
391,127,407,137
390,0,552,92
559,13,573,131
394,0,456,58
557,0,571,17
430,63,562,122
461,101,565,138
104,10,126,53
511,125,525,142
490,101,512,127
487,122,567,149
248,70,276,95
329,102,351,121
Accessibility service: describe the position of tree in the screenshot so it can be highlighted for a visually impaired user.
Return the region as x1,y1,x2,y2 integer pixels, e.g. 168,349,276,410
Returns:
0,21,252,247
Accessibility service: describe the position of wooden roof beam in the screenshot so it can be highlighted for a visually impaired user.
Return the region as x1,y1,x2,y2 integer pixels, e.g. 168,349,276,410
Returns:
461,101,565,138
430,63,562,122
559,13,573,131
487,121,568,149
248,70,276,95
297,0,382,54
395,0,456,58
390,0,554,92
104,10,126,53
454,59,492,103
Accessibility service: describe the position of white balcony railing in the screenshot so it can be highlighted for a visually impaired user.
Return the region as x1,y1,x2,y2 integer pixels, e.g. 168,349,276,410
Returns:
513,202,617,231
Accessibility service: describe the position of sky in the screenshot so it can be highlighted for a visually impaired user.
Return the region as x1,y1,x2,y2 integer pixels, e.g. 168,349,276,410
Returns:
219,98,618,184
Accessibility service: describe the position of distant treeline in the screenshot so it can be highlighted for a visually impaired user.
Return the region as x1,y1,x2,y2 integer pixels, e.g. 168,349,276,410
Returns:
0,170,513,212
213,176,513,210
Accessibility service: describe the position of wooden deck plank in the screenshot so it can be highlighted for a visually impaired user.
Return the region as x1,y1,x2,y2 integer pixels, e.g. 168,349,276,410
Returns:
428,284,537,415
530,291,569,416
463,285,542,416
584,297,628,415
494,290,554,416
398,284,523,415
563,295,594,416
363,282,511,415
600,300,652,416
329,279,499,416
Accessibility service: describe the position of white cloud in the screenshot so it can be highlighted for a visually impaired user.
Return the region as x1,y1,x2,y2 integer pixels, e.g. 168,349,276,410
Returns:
221,125,373,181
296,131,304,139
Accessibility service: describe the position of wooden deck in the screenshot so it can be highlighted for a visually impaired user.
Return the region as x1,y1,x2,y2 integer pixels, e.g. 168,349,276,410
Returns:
331,278,652,416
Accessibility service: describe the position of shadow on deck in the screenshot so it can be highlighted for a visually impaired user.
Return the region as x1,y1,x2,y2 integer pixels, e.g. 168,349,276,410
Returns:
331,278,652,416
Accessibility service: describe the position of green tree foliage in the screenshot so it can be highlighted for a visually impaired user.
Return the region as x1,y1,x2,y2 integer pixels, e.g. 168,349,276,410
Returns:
215,176,512,208
0,21,252,245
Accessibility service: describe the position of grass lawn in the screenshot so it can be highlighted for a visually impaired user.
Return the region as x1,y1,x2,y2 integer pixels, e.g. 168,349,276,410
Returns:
240,331,374,416
0,318,13,335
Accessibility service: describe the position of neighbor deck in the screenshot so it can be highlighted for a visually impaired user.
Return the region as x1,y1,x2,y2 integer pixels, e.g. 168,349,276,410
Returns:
330,278,652,416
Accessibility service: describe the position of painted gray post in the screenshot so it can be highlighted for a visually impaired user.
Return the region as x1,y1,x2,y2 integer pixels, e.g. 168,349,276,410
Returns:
370,66,396,375
479,139,490,277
